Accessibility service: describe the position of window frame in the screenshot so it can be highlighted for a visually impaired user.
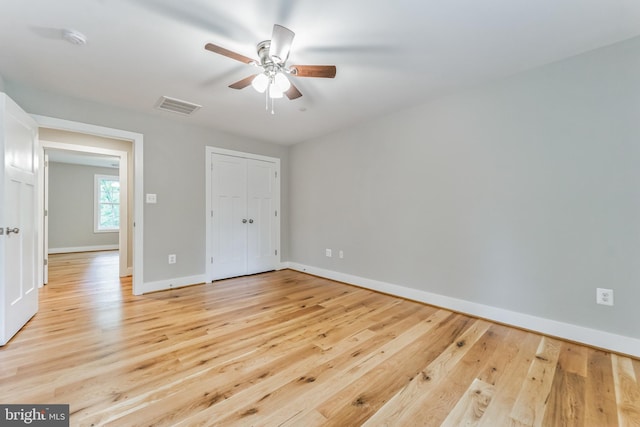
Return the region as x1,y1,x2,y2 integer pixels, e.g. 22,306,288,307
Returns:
94,174,120,233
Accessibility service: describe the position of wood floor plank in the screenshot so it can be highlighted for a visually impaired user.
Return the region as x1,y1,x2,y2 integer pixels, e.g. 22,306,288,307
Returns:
0,251,637,426
361,318,492,425
317,313,474,426
612,354,640,426
440,378,495,427
236,308,446,427
585,349,620,426
476,330,543,427
509,336,563,426
542,343,587,427
558,342,589,377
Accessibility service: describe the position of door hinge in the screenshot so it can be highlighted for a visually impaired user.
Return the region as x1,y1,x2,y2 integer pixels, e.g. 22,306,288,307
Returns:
211,257,213,263
275,249,278,256
275,210,277,217
211,210,213,218
44,209,48,217
44,160,48,167
275,171,278,178
44,259,48,266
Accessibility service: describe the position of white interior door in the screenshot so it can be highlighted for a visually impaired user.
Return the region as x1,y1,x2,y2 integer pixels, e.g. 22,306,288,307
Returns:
210,153,248,280
208,150,280,282
247,159,278,274
1,93,39,346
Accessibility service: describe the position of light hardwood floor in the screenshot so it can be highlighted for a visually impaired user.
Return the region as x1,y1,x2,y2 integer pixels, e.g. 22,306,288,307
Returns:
1,251,639,426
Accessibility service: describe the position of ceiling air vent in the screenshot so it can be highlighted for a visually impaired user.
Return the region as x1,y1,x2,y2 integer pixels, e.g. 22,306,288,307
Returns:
155,96,202,115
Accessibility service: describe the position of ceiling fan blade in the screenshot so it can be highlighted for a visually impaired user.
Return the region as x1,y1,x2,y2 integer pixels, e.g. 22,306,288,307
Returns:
205,43,255,64
290,65,336,78
229,74,258,89
285,82,302,100
269,24,295,64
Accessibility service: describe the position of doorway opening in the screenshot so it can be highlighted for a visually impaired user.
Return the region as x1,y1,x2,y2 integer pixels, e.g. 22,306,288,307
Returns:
41,139,128,283
33,115,144,295
44,148,122,283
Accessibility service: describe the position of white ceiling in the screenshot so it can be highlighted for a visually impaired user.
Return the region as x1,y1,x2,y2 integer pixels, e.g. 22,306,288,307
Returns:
2,0,640,145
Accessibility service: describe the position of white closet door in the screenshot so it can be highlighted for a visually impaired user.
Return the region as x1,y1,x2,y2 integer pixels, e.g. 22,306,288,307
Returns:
247,159,278,274
208,151,279,282
210,154,248,280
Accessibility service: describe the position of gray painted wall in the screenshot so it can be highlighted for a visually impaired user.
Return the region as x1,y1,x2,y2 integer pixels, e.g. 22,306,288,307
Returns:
48,162,119,250
6,84,289,283
289,36,640,339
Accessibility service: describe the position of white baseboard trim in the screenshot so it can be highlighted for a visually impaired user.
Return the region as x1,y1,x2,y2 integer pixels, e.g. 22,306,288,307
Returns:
288,262,640,358
49,244,119,254
141,274,207,294
277,262,291,270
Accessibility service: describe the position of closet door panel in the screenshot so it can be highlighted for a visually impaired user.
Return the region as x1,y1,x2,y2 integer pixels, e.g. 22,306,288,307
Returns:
210,154,247,280
247,159,277,274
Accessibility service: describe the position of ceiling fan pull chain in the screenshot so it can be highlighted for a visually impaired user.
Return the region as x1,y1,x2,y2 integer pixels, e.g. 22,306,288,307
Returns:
266,84,275,114
265,89,268,111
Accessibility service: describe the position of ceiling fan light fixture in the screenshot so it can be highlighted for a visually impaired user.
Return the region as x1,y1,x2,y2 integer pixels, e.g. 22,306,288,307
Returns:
204,23,336,113
251,73,269,93
269,84,284,99
274,72,291,92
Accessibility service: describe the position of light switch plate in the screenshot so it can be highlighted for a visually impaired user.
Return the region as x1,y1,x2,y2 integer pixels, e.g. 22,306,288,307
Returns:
146,193,157,204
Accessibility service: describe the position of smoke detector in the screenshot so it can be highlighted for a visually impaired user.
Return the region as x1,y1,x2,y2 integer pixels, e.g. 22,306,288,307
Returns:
62,29,87,46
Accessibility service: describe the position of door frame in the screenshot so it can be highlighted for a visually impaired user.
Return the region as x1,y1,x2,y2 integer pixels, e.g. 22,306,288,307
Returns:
41,140,128,278
42,153,49,284
32,115,144,295
205,146,280,283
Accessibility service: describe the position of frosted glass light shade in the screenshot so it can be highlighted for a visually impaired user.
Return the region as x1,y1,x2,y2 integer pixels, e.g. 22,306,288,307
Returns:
274,72,291,92
269,83,284,98
251,74,269,93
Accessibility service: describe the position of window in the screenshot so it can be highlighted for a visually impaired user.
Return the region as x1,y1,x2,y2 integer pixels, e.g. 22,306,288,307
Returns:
94,174,120,232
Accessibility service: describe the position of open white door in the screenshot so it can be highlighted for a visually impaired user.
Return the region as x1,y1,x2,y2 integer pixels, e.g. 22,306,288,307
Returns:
0,93,39,346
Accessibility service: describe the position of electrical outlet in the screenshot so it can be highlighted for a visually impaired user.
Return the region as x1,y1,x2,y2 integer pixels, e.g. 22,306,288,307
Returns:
325,249,332,257
146,193,157,204
596,288,613,306
168,254,176,264
339,250,344,259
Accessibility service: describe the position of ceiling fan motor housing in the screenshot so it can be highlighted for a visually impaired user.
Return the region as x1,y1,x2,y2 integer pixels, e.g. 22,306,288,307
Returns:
257,41,273,67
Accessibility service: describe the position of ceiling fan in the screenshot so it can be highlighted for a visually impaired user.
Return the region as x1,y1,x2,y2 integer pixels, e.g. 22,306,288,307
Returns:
205,24,336,113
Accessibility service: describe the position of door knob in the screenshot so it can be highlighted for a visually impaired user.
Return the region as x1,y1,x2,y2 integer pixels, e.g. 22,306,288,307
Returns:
249,219,254,224
242,219,248,224
6,227,19,235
